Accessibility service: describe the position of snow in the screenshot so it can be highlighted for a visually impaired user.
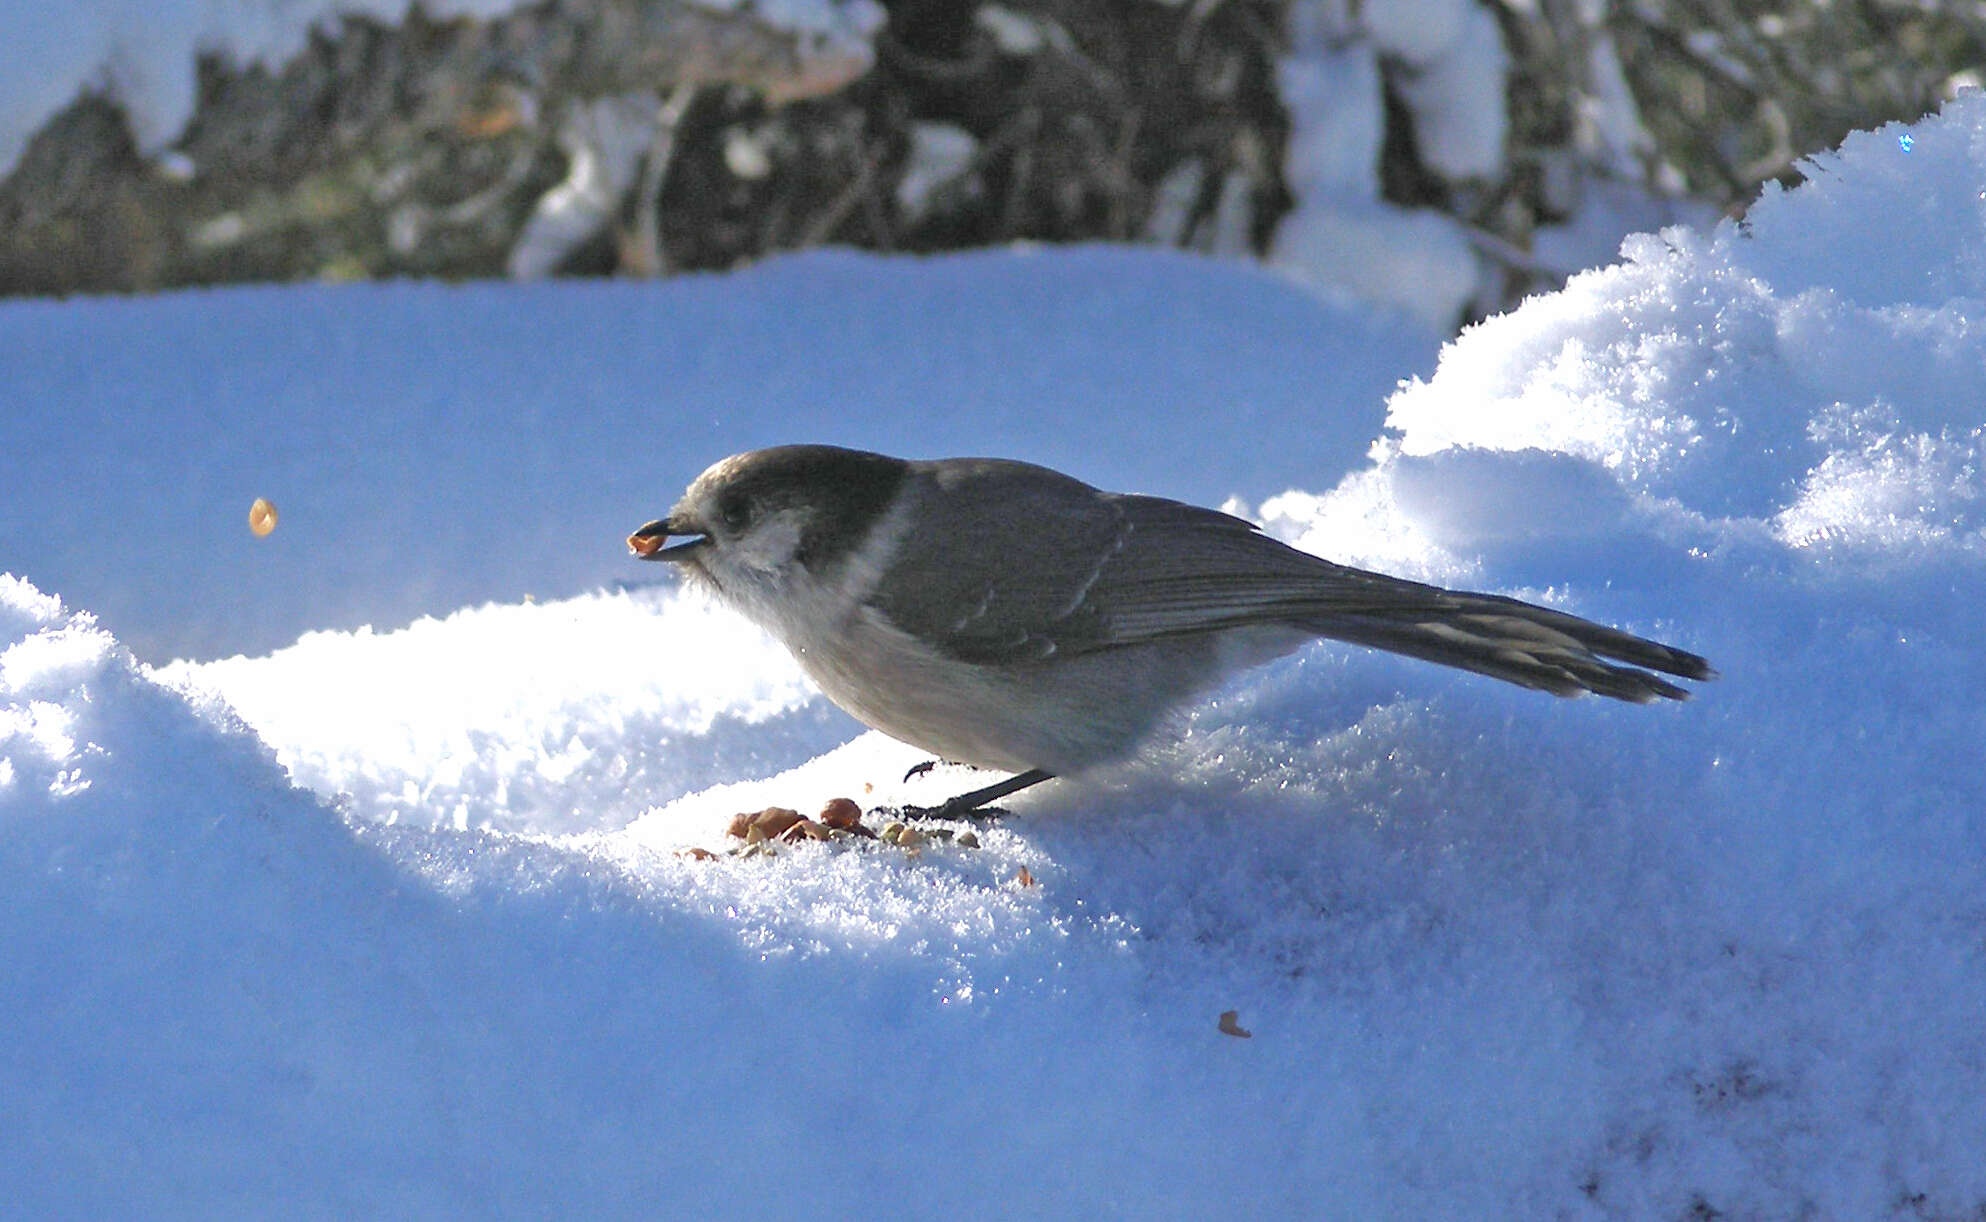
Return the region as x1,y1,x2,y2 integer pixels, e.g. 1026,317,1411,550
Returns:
1385,108,1986,560
7,94,1986,1218
156,588,839,834
1273,2,1490,330
895,122,978,220
507,93,662,281
1364,0,1508,181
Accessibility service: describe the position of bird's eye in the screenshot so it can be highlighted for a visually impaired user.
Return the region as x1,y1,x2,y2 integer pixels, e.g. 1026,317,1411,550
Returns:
716,493,751,532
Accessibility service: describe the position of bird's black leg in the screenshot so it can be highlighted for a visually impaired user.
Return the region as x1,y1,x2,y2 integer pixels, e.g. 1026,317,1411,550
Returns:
902,768,1055,821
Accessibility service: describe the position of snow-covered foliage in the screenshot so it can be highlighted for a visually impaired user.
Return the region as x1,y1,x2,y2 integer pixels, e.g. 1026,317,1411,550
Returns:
0,0,882,177
4,95,1986,1218
1273,1,1493,330
0,0,523,172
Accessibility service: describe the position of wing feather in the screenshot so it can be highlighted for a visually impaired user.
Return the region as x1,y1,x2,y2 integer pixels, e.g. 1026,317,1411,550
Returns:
871,465,1711,701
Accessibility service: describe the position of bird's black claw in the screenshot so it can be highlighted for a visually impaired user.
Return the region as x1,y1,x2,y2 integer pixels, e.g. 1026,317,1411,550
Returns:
890,802,1011,823
902,760,938,783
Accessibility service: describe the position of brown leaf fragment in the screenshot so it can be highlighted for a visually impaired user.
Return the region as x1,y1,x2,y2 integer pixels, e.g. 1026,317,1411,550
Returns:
1217,1011,1252,1039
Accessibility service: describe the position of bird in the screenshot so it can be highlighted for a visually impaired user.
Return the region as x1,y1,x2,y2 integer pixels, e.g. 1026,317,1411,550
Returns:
629,445,1713,816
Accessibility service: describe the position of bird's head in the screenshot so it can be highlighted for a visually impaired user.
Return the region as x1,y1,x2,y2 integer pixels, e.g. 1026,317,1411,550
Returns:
629,445,909,608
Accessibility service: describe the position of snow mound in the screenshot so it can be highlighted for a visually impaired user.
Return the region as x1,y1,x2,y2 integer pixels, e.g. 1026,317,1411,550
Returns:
159,585,847,833
1385,96,1986,562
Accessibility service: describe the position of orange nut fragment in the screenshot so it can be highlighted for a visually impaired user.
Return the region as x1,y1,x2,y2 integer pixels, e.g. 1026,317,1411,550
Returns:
728,807,804,840
779,818,832,844
818,798,863,830
628,531,666,558
248,497,278,537
752,808,803,840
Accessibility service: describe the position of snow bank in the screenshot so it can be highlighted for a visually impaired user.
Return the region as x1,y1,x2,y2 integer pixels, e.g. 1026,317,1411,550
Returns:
156,586,846,834
6,96,1986,1218
0,574,1137,1219
1386,105,1986,562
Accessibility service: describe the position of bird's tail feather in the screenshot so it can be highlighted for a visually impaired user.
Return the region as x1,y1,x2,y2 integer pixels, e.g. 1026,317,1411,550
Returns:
1296,590,1714,703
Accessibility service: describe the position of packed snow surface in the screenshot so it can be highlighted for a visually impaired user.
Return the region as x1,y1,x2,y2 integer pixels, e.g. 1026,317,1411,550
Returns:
6,98,1986,1217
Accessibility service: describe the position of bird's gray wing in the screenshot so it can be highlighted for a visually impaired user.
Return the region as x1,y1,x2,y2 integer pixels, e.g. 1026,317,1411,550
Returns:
867,458,1134,662
875,465,1712,702
1082,497,1713,700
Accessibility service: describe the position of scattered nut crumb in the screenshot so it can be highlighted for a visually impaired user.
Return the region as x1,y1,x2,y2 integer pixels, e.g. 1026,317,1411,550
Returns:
676,847,718,861
714,801,996,857
1014,864,1035,887
1218,1011,1252,1039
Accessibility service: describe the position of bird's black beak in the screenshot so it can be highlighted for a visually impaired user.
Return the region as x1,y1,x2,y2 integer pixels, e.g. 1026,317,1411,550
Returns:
627,517,708,561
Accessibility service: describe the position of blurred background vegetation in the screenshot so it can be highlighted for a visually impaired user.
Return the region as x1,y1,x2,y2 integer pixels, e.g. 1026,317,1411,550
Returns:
2,0,1979,330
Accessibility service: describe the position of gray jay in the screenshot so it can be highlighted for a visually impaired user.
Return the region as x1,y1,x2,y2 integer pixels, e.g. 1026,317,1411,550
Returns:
631,445,1712,815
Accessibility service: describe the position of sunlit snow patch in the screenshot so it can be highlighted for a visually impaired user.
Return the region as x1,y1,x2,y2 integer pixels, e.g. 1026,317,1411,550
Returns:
159,584,849,834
